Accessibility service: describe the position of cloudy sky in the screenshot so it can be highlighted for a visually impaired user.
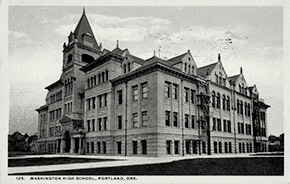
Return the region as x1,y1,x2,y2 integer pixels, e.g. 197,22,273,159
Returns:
9,6,283,136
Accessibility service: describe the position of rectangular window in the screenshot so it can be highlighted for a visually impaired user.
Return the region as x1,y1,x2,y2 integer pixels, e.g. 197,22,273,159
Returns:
98,118,102,131
219,142,222,153
225,142,228,153
166,140,171,154
97,142,101,154
191,115,195,129
184,88,189,102
191,89,195,104
227,120,231,132
133,113,138,128
133,86,138,101
87,120,90,132
132,141,137,155
213,118,216,131
104,94,107,107
117,90,122,105
98,96,102,108
102,142,106,154
165,111,170,126
165,82,171,98
92,119,95,132
141,82,148,99
91,142,94,153
173,84,178,99
118,116,122,129
173,112,178,127
214,141,218,153
185,140,190,154
92,97,96,109
117,141,121,154
202,141,206,154
217,119,221,131
141,140,147,155
223,120,227,132
86,142,89,153
241,123,244,134
229,142,232,153
141,111,148,127
239,143,242,153
185,114,189,128
103,117,107,130
174,141,179,154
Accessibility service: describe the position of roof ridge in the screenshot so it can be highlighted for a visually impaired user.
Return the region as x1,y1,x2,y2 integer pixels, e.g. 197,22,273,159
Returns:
167,52,187,61
197,62,218,70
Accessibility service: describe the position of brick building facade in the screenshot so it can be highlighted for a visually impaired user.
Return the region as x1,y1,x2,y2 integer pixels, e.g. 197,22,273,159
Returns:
36,10,269,156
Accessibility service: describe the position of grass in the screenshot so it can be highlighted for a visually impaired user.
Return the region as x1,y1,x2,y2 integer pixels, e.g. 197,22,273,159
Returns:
8,157,120,167
11,157,283,175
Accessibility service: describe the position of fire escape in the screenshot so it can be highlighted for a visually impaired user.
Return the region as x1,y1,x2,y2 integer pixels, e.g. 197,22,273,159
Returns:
196,82,211,154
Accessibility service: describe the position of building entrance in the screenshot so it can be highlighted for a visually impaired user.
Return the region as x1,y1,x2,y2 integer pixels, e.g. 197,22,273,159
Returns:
64,131,71,153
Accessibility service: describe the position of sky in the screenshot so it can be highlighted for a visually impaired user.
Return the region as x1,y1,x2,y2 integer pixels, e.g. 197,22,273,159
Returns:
8,6,283,136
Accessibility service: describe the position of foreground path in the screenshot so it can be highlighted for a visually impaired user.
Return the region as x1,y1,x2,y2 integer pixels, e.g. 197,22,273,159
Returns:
8,153,283,175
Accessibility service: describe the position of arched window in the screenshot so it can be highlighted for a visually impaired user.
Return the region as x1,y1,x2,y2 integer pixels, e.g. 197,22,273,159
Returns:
222,95,226,110
192,66,195,74
227,96,230,111
244,102,247,116
239,85,241,93
216,93,220,108
212,91,216,107
124,64,127,73
184,63,187,72
128,63,131,72
188,64,191,73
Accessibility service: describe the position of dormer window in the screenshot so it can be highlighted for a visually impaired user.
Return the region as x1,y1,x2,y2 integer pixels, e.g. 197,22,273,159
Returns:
192,66,195,74
128,63,131,72
188,64,191,73
83,33,93,46
184,63,187,72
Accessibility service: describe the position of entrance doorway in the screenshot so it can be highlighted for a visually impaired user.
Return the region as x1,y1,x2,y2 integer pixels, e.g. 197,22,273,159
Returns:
64,131,71,153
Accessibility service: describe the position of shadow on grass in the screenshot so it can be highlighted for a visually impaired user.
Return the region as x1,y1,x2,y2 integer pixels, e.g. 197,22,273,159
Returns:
9,157,122,167
11,157,283,175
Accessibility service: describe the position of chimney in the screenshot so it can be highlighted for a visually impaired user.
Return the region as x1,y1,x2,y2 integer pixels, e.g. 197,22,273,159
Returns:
240,67,243,74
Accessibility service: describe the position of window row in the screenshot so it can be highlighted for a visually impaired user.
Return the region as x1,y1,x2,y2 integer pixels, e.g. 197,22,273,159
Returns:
238,84,247,96
214,141,232,153
215,73,226,86
165,81,178,99
238,142,253,153
87,70,109,88
133,140,147,155
49,108,62,121
87,97,96,110
185,140,203,154
87,117,107,132
86,141,107,154
212,118,231,133
64,102,72,114
212,92,230,111
132,82,148,101
40,114,46,123
166,140,180,155
123,62,132,74
237,100,251,116
64,78,73,96
237,122,251,135
50,91,62,104
132,111,148,128
184,62,195,74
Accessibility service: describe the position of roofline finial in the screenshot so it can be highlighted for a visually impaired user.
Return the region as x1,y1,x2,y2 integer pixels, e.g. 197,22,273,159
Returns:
240,67,243,74
218,53,221,62
117,40,119,48
83,6,86,14
154,50,156,57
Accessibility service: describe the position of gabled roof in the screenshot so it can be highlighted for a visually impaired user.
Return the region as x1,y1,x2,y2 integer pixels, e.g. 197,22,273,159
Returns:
196,62,218,78
45,79,63,91
167,52,187,65
228,74,240,84
128,54,145,65
111,47,123,55
73,11,99,49
144,56,171,67
248,86,255,91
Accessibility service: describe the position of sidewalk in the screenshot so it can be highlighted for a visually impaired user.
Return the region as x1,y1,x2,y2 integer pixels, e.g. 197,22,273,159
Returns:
8,153,282,174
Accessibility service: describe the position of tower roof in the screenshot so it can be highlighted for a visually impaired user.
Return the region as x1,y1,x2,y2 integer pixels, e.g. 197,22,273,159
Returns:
73,10,99,49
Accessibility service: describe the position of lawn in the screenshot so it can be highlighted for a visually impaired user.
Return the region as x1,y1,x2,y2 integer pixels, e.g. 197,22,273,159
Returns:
8,157,121,167
11,157,283,175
